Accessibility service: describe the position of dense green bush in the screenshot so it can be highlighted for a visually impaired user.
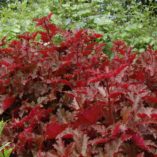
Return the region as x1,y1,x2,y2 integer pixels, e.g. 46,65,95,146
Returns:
0,0,52,40
50,0,157,51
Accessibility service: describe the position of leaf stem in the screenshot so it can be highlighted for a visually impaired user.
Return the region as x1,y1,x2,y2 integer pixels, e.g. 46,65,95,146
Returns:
106,79,115,124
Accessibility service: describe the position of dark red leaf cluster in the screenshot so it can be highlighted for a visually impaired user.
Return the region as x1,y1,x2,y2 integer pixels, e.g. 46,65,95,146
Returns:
0,13,157,157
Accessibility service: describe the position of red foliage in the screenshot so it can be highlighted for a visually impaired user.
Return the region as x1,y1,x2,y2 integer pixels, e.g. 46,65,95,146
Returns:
45,121,67,139
0,13,157,157
2,96,15,110
72,102,105,128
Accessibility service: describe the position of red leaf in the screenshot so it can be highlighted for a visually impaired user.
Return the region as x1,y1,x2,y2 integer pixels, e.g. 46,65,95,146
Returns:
40,49,49,57
76,80,87,87
121,133,132,141
132,134,148,150
88,73,112,84
18,32,38,41
93,33,103,39
82,50,91,56
62,133,73,139
109,92,123,98
137,113,149,119
2,96,15,110
144,96,157,103
0,60,10,67
88,64,128,84
136,153,144,157
45,121,67,139
73,103,104,127
39,31,50,42
48,23,58,35
112,40,127,55
34,12,53,26
151,113,157,120
112,123,121,138
112,64,128,77
134,71,145,82
94,138,110,145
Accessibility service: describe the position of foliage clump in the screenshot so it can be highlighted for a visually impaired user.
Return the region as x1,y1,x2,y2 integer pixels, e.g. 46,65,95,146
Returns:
1,0,157,51
0,13,157,157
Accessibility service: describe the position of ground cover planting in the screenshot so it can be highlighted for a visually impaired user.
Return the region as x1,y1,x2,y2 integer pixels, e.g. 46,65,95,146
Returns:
1,0,157,52
0,12,157,157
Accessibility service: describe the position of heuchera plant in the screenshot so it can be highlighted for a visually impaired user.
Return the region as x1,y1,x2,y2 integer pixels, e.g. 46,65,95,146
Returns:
0,13,157,157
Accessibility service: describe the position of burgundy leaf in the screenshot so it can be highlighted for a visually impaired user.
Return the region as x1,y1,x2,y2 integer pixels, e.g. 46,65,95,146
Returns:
73,102,104,127
112,123,121,138
34,12,53,26
2,96,15,110
109,92,123,98
144,96,157,103
45,121,67,139
132,134,148,150
93,33,103,39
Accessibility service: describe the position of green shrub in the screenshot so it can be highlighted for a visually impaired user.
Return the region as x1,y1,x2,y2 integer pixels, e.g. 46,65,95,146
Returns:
0,0,52,40
50,0,157,51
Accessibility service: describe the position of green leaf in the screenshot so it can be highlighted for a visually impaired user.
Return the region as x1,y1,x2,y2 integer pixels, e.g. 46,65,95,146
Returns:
12,26,21,33
0,143,10,152
0,151,4,157
3,148,13,157
94,16,113,25
0,143,13,157
0,121,5,136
